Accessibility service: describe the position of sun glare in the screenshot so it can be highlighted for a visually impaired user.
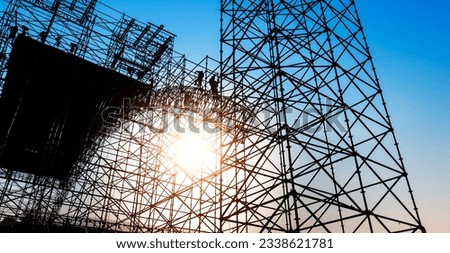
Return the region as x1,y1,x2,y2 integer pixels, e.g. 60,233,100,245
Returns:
175,133,214,170
171,131,217,175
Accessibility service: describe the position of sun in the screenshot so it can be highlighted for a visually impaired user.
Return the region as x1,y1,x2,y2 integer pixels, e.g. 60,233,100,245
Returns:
159,112,219,177
173,132,216,173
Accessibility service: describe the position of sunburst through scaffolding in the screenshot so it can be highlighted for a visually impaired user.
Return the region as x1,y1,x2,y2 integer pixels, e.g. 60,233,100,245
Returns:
0,0,425,233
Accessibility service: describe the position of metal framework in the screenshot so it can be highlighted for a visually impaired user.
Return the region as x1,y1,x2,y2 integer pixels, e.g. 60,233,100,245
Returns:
219,0,424,232
0,0,175,91
0,0,425,233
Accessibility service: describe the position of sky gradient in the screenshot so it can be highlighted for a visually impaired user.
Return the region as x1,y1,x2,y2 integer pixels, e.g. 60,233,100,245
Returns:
355,0,450,233
0,0,448,232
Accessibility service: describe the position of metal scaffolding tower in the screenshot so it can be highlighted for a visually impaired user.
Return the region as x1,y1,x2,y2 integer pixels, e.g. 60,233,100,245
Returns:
0,0,424,233
219,0,424,232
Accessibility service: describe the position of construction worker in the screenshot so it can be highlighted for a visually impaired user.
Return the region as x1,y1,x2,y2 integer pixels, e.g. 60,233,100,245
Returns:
9,25,18,39
208,75,219,97
195,70,204,87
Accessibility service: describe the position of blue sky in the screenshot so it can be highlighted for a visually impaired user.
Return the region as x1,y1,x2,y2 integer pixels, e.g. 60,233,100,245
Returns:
108,0,449,232
0,0,448,232
356,0,450,232
102,0,222,63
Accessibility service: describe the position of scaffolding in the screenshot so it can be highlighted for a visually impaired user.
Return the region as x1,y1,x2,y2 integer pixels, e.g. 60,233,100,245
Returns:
0,0,175,92
219,0,424,232
0,0,425,233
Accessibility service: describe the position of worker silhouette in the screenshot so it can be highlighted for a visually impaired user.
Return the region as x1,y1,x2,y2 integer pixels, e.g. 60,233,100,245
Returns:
208,75,219,97
9,25,18,39
195,70,204,87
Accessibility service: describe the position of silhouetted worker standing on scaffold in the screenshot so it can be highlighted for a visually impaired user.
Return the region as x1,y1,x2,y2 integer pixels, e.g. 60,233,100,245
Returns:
195,70,204,88
9,25,18,40
208,75,219,97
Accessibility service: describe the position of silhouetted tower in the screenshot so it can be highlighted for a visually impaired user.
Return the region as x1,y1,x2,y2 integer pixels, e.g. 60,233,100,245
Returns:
219,0,425,232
